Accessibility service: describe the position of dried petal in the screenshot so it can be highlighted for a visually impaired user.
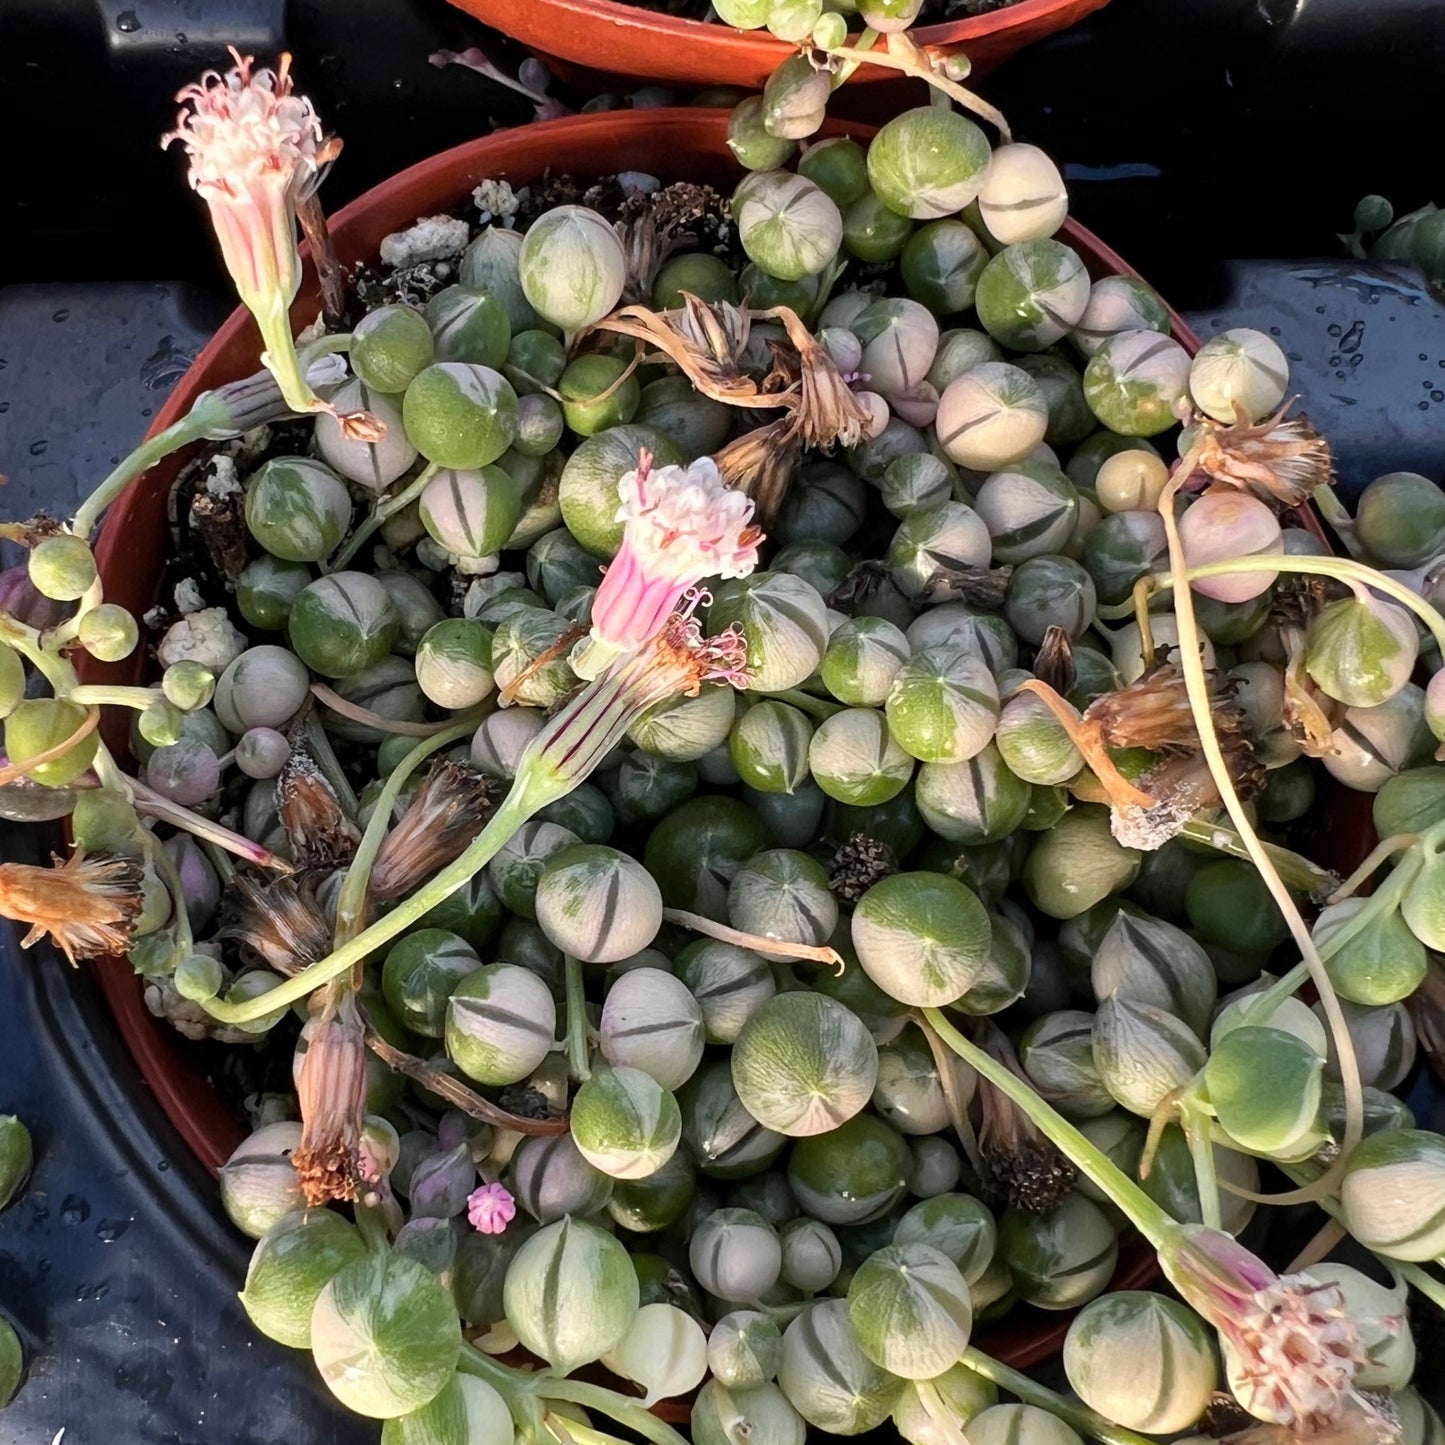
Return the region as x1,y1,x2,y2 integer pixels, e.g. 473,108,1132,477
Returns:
0,848,144,965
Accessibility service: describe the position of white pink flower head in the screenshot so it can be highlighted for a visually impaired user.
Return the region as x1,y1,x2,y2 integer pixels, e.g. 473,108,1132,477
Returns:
163,49,324,212
1161,1226,1378,1435
572,449,763,679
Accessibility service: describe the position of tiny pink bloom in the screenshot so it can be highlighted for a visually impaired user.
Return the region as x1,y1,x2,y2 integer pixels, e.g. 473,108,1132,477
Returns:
1160,1225,1374,1433
466,1181,517,1235
571,450,763,680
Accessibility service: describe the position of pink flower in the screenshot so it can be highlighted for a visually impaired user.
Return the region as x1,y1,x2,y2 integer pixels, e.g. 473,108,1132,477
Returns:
571,450,762,680
163,52,372,435
466,1181,517,1235
1159,1226,1377,1433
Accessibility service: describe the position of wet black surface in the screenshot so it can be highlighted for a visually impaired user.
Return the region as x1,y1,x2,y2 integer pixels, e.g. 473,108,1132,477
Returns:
1,0,1444,1439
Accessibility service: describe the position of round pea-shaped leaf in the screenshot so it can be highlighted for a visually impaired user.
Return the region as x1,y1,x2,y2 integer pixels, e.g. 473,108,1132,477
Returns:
1204,1024,1324,1156
1341,1128,1445,1261
851,870,993,1007
731,993,878,1136
444,963,556,1086
403,363,518,470
998,1194,1118,1310
778,1298,904,1434
309,1251,462,1419
867,107,991,220
571,1064,682,1180
380,1373,515,1445
847,1241,972,1379
241,1209,369,1349
502,1215,639,1373
245,457,352,563
535,843,663,964
288,571,400,679
787,1113,911,1226
382,929,480,1038
1063,1291,1218,1434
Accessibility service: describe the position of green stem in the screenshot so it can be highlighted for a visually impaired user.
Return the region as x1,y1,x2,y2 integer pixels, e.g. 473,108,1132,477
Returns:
564,953,592,1083
1180,1099,1222,1231
1311,484,1365,559
1158,473,1365,1191
534,1380,691,1445
1176,816,1337,899
69,684,160,711
72,412,215,540
200,787,538,1024
1159,555,1445,658
1394,1260,1445,1314
147,828,194,962
0,614,78,694
354,1200,392,1253
1330,831,1421,901
333,723,475,947
830,23,880,88
772,687,846,721
960,1349,1158,1445
326,461,438,573
129,776,293,872
922,1008,1173,1246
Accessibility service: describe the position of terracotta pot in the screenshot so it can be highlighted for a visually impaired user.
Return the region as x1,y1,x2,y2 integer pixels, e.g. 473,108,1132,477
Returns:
449,0,1114,93
82,108,1357,1377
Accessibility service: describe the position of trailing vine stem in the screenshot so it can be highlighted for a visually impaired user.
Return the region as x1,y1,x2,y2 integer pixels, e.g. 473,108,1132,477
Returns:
1155,462,1363,1206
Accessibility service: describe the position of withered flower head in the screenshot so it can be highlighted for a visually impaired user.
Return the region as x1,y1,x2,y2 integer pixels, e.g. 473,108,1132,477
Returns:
276,751,361,869
1281,624,1342,758
973,1021,1076,1213
220,872,331,975
757,303,873,451
1191,402,1335,509
917,561,1013,609
293,992,368,1206
1079,650,1264,849
369,759,499,904
596,297,760,406
826,832,898,904
1033,625,1077,696
0,847,144,965
715,418,804,525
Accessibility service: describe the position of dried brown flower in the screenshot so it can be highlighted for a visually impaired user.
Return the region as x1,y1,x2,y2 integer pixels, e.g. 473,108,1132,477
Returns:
973,1021,1076,1213
220,872,331,975
0,847,144,965
714,418,803,524
1190,402,1335,509
1034,626,1076,695
917,561,1013,608
826,832,898,904
276,751,360,868
293,991,368,1206
369,759,499,904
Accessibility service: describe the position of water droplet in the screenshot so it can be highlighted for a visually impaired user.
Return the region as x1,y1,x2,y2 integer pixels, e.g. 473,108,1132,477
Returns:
95,1217,130,1244
28,439,48,456
1339,320,1365,353
115,9,141,32
52,308,69,323
1420,401,1431,411
1421,354,1430,362
1327,323,1342,337
140,406,151,418
175,31,187,42
1314,306,1327,314
156,1159,170,1172
77,1281,112,1302
1349,355,1363,367
60,1195,90,1225
1432,391,1444,403
0,401,9,413
1328,355,1342,367
1268,325,1282,336
1335,371,1347,381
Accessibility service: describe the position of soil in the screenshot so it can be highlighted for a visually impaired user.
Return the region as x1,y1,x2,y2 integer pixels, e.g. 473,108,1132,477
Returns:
614,0,1021,24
